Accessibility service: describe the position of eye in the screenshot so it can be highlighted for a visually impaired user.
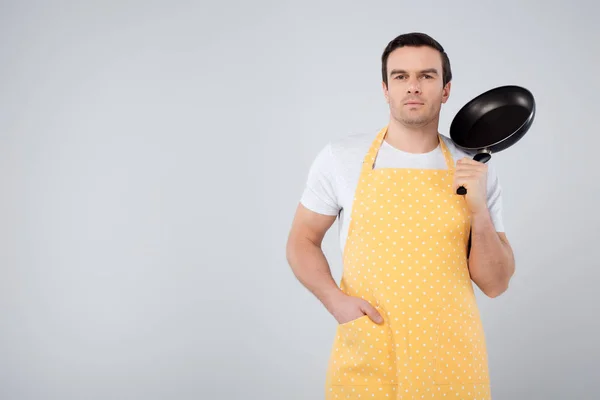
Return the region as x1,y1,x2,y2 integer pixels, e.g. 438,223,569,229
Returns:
421,74,433,79
394,75,406,80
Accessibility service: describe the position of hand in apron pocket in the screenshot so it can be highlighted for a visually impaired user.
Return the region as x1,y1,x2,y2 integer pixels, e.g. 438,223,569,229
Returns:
327,306,397,386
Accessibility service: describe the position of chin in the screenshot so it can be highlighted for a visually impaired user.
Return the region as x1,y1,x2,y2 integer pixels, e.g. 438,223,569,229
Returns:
398,115,431,126
404,120,429,127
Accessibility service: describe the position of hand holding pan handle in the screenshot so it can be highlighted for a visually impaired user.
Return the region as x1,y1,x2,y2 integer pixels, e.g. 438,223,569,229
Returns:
449,85,536,196
455,151,492,195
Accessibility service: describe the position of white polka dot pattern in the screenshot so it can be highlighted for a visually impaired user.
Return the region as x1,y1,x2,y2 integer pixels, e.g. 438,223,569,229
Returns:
324,127,491,400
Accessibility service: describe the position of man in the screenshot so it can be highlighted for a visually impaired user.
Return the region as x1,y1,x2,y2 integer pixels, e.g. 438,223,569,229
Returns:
286,32,515,399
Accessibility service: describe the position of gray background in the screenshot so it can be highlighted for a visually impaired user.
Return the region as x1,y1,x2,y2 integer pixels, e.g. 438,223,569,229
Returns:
1,1,598,399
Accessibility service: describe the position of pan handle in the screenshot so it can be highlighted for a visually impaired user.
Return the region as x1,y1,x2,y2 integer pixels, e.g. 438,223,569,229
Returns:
456,151,492,195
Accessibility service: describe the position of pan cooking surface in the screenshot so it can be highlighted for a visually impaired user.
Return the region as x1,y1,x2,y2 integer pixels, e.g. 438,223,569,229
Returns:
463,104,531,148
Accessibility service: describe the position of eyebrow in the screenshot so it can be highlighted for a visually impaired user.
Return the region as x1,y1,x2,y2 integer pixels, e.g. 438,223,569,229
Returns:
389,68,439,76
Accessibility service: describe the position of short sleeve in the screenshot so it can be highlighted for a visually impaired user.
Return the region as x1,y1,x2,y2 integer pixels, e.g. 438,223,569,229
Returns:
300,143,340,216
486,162,505,232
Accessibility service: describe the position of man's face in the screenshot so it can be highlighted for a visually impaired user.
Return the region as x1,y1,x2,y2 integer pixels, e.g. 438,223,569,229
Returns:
383,46,451,128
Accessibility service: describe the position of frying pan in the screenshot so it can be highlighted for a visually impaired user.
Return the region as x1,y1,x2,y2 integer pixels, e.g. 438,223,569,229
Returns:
449,85,535,256
450,85,536,195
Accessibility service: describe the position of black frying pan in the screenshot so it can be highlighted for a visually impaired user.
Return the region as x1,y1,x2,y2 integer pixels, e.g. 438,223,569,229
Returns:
450,85,536,195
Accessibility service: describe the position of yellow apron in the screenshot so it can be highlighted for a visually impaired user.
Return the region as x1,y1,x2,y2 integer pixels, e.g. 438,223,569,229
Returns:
325,126,491,399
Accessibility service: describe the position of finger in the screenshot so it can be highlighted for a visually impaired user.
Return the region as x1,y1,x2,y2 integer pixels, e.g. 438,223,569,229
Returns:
453,174,479,184
453,177,476,190
457,158,488,170
455,163,486,172
454,180,468,191
455,168,475,176
457,157,485,166
360,302,383,324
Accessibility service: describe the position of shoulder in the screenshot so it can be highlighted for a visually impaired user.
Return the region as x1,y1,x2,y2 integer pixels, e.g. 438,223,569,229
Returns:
327,131,376,159
305,130,374,176
309,130,376,173
439,133,473,160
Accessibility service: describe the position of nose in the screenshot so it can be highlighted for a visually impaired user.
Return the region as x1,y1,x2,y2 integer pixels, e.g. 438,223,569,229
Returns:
407,76,421,94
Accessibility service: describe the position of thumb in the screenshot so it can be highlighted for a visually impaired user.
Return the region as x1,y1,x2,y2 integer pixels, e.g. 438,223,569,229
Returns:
361,302,383,324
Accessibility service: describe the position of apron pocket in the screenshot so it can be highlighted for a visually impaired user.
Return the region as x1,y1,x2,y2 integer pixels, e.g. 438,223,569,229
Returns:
338,314,370,327
433,306,490,385
327,310,396,386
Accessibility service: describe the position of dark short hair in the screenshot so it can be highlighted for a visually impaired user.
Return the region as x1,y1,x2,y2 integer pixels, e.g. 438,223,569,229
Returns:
381,32,452,87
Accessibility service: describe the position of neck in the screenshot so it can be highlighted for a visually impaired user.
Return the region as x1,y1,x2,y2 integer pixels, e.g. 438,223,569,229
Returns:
384,116,440,154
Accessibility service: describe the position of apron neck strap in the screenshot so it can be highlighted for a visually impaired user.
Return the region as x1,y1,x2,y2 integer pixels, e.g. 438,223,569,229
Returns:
361,125,455,173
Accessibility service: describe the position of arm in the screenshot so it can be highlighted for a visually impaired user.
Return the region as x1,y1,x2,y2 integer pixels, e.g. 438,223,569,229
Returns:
286,144,384,324
468,210,515,298
453,157,515,298
285,203,344,312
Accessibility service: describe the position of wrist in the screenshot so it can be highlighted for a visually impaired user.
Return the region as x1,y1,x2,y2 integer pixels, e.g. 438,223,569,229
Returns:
321,287,346,311
470,207,492,225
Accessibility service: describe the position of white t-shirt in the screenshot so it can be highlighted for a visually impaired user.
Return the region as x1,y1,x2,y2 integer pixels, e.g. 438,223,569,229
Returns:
300,131,505,254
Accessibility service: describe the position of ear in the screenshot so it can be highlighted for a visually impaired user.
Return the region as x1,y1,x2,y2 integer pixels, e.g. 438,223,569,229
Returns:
441,81,451,104
382,81,389,104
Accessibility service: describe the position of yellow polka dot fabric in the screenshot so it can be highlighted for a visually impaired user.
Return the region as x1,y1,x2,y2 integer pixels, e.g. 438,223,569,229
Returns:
325,127,491,399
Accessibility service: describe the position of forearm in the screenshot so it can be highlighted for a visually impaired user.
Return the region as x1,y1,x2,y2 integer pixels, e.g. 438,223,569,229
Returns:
286,237,344,311
467,209,515,297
